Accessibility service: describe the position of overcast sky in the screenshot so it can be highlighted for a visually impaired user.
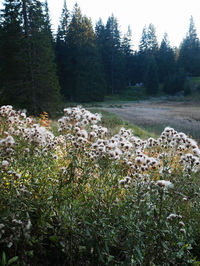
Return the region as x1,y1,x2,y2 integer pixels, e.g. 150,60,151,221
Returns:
45,0,200,48
1,0,200,48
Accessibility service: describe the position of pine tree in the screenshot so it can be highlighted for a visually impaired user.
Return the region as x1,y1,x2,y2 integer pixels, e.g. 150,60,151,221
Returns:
43,0,53,40
178,16,200,76
144,56,159,95
139,26,148,54
1,0,62,114
163,68,185,95
24,0,62,114
103,14,124,94
0,0,26,108
67,4,106,102
147,23,158,55
0,15,4,104
157,33,176,82
121,25,133,86
138,24,159,84
139,24,158,55
55,0,70,99
137,26,149,82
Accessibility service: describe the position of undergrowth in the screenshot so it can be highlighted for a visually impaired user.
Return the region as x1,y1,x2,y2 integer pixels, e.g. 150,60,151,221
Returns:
0,105,200,265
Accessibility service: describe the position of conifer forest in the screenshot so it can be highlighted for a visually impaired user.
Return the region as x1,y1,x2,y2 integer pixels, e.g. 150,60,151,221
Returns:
1,0,200,114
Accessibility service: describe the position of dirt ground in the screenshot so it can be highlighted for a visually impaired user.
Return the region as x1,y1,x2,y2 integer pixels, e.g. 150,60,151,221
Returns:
102,100,200,140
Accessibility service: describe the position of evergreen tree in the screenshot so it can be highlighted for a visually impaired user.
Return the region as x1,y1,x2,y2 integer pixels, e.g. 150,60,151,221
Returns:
139,26,148,54
0,0,26,108
157,33,176,82
43,0,53,40
103,14,124,94
163,68,185,95
23,0,62,114
138,24,158,83
55,0,70,99
147,23,158,55
139,24,158,55
67,4,105,102
178,16,200,76
0,14,4,104
1,0,61,114
56,0,69,43
144,56,159,95
121,25,133,86
137,27,149,82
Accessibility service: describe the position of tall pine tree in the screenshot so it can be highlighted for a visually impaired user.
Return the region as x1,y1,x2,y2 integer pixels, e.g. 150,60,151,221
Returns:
55,0,70,99
67,4,105,101
0,0,26,108
24,0,62,114
102,15,124,94
157,33,176,83
144,56,159,95
178,16,200,76
1,0,62,115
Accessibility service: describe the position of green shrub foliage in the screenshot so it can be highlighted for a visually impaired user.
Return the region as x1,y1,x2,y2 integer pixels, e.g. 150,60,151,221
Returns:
0,105,200,265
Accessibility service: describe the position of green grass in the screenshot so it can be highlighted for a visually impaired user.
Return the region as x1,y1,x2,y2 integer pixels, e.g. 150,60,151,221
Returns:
90,108,157,139
63,87,148,109
190,76,200,86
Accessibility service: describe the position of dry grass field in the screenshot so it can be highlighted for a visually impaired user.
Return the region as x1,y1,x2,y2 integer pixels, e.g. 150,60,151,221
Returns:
102,100,200,140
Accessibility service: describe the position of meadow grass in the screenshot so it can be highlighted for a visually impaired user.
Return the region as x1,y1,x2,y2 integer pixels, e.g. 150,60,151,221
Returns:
90,108,157,139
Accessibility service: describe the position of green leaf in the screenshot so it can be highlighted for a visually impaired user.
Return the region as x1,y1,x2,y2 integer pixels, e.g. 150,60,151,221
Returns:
8,256,18,265
1,252,6,266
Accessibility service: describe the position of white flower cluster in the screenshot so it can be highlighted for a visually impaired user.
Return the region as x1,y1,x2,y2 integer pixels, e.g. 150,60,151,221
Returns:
180,153,200,173
0,105,57,150
1,105,200,186
167,213,186,234
58,106,102,132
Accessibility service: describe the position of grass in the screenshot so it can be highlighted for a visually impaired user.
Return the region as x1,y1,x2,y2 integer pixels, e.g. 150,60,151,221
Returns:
90,108,157,139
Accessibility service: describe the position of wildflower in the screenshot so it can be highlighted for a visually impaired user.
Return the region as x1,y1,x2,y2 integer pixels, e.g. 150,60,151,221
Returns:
179,221,185,227
157,180,174,189
119,179,126,185
25,220,32,230
7,242,13,248
180,228,186,234
167,213,177,220
12,219,23,225
15,173,21,179
2,160,9,168
0,224,5,230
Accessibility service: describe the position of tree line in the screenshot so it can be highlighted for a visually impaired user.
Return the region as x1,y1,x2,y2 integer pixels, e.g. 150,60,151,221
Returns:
0,0,200,114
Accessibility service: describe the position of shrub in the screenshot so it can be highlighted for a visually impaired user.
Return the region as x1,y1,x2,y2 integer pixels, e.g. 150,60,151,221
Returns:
0,105,200,265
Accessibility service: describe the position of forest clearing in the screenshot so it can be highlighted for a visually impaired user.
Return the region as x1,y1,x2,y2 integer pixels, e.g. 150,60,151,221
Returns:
100,99,200,140
1,0,200,264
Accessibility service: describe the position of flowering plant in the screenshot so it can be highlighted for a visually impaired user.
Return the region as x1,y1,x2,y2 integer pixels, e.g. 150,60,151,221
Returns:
0,105,200,265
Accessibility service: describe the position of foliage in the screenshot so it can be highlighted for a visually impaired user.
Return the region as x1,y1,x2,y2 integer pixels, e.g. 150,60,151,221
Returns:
0,0,62,115
1,105,200,265
178,16,200,76
163,68,186,95
157,33,176,83
64,4,106,102
144,56,159,95
2,2,200,105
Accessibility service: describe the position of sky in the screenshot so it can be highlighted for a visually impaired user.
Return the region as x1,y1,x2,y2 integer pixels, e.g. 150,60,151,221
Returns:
1,0,200,48
45,0,200,49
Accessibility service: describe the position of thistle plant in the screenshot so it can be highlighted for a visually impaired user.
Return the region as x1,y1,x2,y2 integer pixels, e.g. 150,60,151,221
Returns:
0,105,200,265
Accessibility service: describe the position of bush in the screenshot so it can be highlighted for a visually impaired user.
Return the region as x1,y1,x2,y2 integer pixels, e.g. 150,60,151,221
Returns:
0,105,200,265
